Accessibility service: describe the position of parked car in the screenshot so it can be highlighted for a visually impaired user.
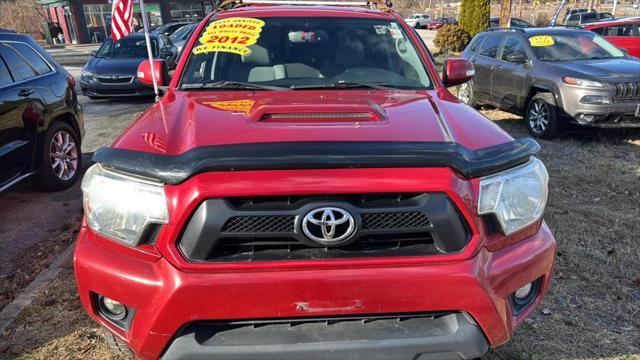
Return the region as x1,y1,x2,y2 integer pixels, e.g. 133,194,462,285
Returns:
153,22,192,36
427,17,458,29
584,19,640,57
459,27,640,138
0,31,83,193
169,23,198,53
490,16,532,28
76,3,556,360
404,13,431,28
565,11,614,25
137,22,191,36
80,33,178,98
563,8,592,23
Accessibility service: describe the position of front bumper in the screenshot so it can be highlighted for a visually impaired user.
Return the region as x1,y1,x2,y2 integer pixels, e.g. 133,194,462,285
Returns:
74,222,556,359
559,86,640,127
80,80,154,98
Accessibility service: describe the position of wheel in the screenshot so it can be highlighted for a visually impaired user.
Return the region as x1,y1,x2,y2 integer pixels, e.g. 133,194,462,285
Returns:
457,80,477,108
102,329,135,358
414,23,421,29
34,121,81,191
525,92,560,139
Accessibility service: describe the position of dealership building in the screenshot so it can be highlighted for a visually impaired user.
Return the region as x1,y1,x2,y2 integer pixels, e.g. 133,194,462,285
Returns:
37,0,216,44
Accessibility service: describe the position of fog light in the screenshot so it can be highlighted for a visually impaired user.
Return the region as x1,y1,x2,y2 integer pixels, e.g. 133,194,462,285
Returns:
515,283,533,299
580,95,611,104
99,296,127,321
577,113,596,123
510,279,540,314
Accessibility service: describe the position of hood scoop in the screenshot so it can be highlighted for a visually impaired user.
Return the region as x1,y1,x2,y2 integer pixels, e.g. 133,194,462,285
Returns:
250,103,387,125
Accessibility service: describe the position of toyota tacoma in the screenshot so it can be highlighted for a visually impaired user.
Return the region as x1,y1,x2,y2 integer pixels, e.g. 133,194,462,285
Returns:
75,2,556,359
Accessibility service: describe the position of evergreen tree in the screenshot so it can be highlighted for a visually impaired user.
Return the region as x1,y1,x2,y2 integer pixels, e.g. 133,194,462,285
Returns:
459,0,490,37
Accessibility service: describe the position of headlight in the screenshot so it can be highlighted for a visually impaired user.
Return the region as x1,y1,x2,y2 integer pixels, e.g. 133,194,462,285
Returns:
478,158,548,235
81,69,96,80
82,164,168,246
562,77,604,88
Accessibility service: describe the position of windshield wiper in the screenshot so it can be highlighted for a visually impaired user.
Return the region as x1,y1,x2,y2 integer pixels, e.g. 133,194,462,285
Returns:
181,81,288,91
290,81,395,90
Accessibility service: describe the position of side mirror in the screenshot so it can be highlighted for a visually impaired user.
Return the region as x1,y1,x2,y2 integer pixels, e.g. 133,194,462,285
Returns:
137,59,168,87
90,50,97,57
505,52,528,63
159,47,174,59
442,58,474,87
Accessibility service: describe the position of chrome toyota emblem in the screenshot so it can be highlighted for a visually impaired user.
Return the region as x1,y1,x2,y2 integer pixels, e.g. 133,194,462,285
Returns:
301,207,356,245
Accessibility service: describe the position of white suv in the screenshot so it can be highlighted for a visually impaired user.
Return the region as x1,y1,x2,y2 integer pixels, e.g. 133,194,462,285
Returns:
405,13,431,28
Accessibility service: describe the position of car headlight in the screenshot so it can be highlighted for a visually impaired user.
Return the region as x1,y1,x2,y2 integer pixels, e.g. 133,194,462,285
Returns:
81,69,96,81
81,164,168,246
478,158,548,235
562,77,604,88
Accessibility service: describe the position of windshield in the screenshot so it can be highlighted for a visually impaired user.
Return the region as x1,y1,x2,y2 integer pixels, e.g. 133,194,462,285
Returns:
171,24,196,42
180,17,433,90
96,37,158,58
529,33,625,61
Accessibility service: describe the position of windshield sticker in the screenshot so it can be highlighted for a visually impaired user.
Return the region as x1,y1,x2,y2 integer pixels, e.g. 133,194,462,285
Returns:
374,25,388,35
389,23,404,39
193,17,265,56
202,99,256,114
529,35,555,47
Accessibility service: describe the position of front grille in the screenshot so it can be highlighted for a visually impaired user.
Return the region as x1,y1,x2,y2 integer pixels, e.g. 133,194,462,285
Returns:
179,193,470,263
222,215,295,233
613,81,640,100
362,212,431,230
97,75,133,84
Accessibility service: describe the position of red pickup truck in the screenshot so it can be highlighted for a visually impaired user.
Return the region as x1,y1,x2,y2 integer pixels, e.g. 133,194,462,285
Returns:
584,19,640,57
75,2,556,359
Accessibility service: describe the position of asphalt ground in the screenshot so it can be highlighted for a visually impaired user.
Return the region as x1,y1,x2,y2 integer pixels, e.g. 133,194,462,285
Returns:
0,67,153,278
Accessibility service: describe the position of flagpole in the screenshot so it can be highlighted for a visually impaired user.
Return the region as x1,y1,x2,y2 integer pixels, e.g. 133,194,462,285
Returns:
139,0,159,101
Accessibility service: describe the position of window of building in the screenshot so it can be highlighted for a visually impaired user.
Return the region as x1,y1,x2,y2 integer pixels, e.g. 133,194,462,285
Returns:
84,3,163,43
170,2,204,22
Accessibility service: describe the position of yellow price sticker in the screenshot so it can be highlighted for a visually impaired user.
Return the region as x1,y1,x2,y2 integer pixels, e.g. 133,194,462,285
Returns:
193,17,265,56
529,35,555,47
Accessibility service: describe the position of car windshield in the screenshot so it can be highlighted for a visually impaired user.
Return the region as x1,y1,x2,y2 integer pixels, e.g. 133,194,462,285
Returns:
436,18,446,22
179,17,433,90
408,15,419,19
171,24,196,42
96,37,158,58
529,33,625,61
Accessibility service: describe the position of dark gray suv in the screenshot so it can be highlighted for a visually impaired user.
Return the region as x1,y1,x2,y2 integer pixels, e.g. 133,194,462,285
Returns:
459,27,640,138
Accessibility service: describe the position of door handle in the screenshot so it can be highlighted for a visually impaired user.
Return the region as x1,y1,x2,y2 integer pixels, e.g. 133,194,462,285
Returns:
492,64,503,70
471,58,477,63
18,88,34,97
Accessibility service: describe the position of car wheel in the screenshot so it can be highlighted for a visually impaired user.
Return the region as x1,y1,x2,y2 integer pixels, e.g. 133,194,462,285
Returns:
102,329,135,358
414,23,421,29
34,121,82,191
525,93,560,139
457,80,477,108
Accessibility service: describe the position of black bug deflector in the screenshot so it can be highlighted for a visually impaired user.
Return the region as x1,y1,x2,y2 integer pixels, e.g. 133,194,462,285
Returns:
92,139,540,185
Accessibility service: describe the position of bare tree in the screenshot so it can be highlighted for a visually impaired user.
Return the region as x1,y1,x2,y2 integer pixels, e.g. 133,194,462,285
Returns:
0,0,46,39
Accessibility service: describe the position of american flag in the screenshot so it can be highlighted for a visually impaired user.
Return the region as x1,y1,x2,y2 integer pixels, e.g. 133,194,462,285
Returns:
111,0,134,41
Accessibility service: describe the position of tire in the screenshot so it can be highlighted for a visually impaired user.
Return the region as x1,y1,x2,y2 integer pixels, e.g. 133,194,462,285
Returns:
525,92,560,139
414,23,421,29
102,329,135,359
33,121,82,191
457,80,477,108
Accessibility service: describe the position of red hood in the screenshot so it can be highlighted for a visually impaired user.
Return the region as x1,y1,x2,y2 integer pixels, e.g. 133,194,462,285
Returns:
112,89,512,155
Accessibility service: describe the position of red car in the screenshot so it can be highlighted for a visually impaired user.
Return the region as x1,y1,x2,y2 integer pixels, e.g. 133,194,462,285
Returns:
75,2,556,359
427,17,457,30
584,19,640,57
